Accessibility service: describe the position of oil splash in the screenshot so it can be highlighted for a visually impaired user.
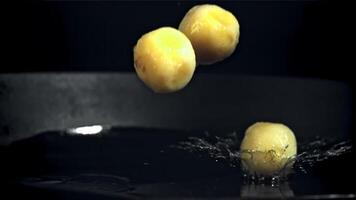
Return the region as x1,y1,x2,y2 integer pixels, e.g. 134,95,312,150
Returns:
294,138,352,174
174,132,242,167
174,132,352,183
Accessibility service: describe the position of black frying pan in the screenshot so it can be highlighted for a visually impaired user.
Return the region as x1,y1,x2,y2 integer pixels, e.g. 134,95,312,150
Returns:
0,73,354,199
0,73,352,145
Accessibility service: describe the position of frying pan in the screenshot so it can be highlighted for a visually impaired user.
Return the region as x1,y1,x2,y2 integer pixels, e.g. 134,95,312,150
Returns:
0,73,354,199
0,73,352,145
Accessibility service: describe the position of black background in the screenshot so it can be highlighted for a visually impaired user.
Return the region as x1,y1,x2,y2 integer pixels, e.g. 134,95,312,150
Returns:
3,0,354,80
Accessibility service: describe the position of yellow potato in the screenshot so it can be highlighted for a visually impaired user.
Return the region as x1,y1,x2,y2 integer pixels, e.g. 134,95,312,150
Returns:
240,122,297,176
134,27,196,93
179,4,240,65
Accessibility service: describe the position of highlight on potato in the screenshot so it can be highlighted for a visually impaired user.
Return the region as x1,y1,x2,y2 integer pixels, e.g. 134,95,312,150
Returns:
133,27,196,93
179,4,240,65
240,122,297,177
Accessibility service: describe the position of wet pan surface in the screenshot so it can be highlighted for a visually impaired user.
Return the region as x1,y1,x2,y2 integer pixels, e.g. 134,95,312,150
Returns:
2,127,355,199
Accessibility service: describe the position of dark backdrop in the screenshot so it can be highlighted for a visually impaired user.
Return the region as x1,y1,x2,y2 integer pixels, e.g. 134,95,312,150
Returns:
3,1,354,81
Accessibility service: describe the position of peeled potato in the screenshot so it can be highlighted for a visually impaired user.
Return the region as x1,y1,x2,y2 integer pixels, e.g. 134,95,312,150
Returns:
134,27,196,93
179,4,240,65
240,122,297,176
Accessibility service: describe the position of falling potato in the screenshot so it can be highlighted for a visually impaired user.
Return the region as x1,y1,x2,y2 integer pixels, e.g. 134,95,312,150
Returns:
133,27,196,93
240,122,297,176
179,4,240,65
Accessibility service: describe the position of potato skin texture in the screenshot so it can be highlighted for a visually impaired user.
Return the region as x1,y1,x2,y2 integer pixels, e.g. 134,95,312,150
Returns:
134,27,196,93
179,4,240,65
240,122,297,176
